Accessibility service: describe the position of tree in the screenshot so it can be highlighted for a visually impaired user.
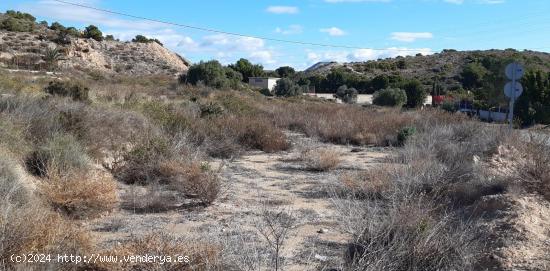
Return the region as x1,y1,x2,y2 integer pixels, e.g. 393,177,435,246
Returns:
275,66,295,78
105,35,115,41
371,74,390,91
403,79,428,108
460,62,488,89
83,25,103,41
273,78,303,97
49,22,66,31
132,35,149,43
229,58,265,82
324,69,348,92
185,60,229,89
372,88,407,107
334,85,358,104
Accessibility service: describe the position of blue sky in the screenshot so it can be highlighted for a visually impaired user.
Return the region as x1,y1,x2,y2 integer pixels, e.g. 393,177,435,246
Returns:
2,0,549,70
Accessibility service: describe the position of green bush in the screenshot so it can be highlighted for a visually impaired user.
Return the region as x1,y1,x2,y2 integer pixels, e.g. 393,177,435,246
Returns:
397,126,416,145
132,35,163,46
372,88,407,107
44,81,90,101
5,10,35,21
334,85,358,104
275,66,295,78
83,25,103,41
273,78,303,97
185,60,230,89
49,21,66,31
228,58,265,82
25,134,89,176
0,17,34,32
403,79,428,108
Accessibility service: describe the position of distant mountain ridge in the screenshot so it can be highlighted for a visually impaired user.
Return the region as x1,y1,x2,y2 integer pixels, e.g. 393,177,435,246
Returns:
305,49,550,91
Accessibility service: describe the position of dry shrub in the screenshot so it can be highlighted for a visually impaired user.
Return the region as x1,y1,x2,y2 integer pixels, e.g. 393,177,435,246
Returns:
25,133,90,177
224,116,290,153
505,134,550,201
41,170,118,219
161,160,221,206
302,148,342,171
339,167,393,199
122,183,176,213
347,201,480,270
0,156,92,270
268,102,414,146
89,233,222,271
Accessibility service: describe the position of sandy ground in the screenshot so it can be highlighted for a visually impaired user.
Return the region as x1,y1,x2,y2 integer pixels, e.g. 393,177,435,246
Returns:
85,133,391,270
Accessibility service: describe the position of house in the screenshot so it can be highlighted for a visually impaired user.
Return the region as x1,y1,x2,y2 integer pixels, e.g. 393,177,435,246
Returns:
248,77,280,91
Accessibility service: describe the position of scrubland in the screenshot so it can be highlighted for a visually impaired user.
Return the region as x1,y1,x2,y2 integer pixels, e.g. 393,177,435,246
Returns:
0,70,549,270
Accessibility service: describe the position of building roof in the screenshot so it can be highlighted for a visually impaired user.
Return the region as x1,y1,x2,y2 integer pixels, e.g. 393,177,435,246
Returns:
248,77,281,80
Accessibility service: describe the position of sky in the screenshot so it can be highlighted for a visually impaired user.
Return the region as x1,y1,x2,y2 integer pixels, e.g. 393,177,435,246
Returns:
1,0,550,70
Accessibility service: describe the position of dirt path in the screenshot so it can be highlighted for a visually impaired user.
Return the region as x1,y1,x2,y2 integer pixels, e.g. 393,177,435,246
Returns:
86,134,391,270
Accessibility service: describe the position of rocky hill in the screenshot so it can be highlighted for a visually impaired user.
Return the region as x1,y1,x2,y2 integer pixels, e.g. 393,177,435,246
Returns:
0,13,190,76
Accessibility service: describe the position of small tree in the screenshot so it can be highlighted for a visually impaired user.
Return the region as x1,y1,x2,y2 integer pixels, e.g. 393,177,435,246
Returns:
132,35,149,43
273,78,302,97
334,85,358,104
83,25,103,41
43,46,62,70
461,62,488,89
372,88,407,107
275,66,295,78
186,60,229,89
403,79,428,108
229,58,265,82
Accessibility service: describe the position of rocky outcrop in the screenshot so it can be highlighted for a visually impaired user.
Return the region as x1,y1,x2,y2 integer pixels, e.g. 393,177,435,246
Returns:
0,30,190,76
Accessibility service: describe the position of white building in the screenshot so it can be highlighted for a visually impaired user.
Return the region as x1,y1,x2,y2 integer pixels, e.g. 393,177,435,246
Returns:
248,77,280,91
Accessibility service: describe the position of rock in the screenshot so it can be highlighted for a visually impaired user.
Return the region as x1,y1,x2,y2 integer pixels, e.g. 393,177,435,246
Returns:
314,254,328,262
317,228,329,234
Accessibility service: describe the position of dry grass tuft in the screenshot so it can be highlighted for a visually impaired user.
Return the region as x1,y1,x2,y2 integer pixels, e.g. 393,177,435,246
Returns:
339,167,394,199
41,170,118,219
302,148,342,171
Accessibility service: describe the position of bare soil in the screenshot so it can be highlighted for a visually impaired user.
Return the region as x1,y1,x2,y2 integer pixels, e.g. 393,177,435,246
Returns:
84,133,391,270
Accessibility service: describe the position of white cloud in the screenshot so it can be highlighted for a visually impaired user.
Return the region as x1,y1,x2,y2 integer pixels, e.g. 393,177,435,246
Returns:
306,47,434,65
266,6,299,14
391,32,433,42
275,25,303,35
320,27,346,36
19,0,163,30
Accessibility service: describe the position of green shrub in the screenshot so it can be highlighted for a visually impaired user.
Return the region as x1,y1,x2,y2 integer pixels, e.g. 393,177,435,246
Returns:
25,134,89,177
403,79,428,108
44,81,90,101
131,35,163,45
228,58,265,82
372,88,407,107
397,126,416,145
274,78,302,97
5,10,36,21
0,17,34,32
83,25,103,41
334,85,358,104
200,102,224,118
185,60,230,89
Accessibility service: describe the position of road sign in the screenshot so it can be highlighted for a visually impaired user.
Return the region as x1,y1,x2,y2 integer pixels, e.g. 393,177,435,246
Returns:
504,81,523,98
505,62,524,80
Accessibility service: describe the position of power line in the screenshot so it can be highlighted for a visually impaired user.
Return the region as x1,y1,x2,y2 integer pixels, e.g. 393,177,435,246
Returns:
50,0,435,52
